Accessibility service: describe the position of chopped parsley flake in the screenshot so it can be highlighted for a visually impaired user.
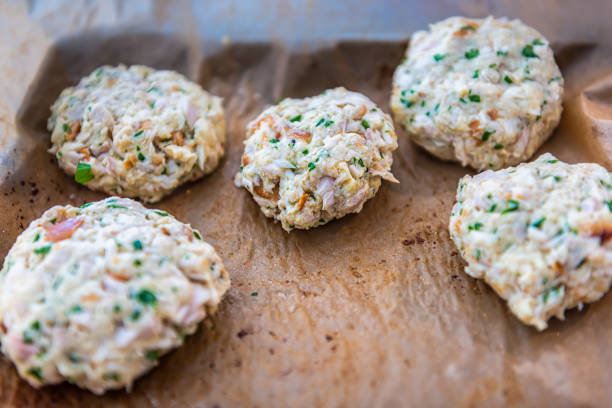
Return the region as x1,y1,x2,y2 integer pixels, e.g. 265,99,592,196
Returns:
400,98,414,108
464,48,479,59
460,25,476,31
134,129,144,138
548,76,561,84
606,200,612,212
34,245,51,255
361,119,370,129
269,138,279,144
138,153,146,161
472,69,479,78
308,162,316,171
501,199,519,214
459,97,467,104
542,286,559,304
496,50,508,56
323,120,334,127
522,45,539,58
107,204,128,209
482,129,495,141
433,53,445,61
193,230,202,240
251,292,258,296
132,240,143,250
468,93,481,103
75,162,94,184
69,304,82,313
503,75,513,84
134,259,142,267
494,143,503,150
289,114,302,122
33,233,40,242
27,367,43,381
146,350,159,361
130,309,141,321
468,222,483,231
315,118,325,127
487,203,497,213
104,372,121,382
136,289,157,306
80,202,94,208
532,38,544,45
302,149,309,155
532,217,546,229
154,210,168,216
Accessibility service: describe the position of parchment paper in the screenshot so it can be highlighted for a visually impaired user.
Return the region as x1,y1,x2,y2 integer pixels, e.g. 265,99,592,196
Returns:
2,1,612,407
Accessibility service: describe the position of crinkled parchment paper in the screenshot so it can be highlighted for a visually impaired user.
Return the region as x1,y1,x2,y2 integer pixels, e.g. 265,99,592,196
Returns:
2,1,612,406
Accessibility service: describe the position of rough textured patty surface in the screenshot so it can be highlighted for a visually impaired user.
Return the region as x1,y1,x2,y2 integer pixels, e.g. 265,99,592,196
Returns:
48,65,225,203
449,153,612,329
391,16,563,170
0,197,230,393
234,87,398,231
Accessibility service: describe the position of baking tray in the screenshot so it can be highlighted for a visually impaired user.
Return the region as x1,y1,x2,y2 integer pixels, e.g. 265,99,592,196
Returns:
2,1,612,406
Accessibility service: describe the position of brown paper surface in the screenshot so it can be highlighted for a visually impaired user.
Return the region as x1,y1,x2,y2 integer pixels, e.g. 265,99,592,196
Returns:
2,1,612,407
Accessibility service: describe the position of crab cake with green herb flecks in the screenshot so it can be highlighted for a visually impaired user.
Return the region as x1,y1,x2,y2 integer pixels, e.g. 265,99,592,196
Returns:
48,64,225,203
391,16,563,171
235,87,398,232
0,197,230,394
449,153,612,330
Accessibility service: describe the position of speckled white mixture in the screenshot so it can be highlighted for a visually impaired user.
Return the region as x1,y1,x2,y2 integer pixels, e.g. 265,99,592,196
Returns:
391,16,563,170
235,88,398,231
0,197,230,393
450,154,612,329
48,65,225,203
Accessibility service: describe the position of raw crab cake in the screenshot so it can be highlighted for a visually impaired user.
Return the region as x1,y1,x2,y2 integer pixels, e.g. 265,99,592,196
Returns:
48,64,225,203
391,16,563,170
449,153,612,330
0,197,230,393
234,87,398,231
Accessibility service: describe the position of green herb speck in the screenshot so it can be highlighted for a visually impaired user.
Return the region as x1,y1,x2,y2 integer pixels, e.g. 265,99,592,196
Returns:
75,162,94,184
501,199,519,214
522,44,539,58
465,48,479,59
482,129,495,141
27,367,43,381
136,289,157,306
34,245,51,255
289,114,302,122
532,217,546,229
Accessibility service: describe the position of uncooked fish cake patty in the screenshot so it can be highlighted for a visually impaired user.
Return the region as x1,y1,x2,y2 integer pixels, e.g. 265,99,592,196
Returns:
234,87,398,231
391,16,563,170
48,64,225,203
0,197,230,393
449,153,612,330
